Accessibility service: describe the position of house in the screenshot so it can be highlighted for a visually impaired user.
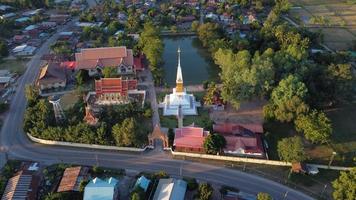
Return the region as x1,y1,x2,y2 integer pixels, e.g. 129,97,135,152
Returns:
15,17,31,24
57,166,89,192
12,44,36,56
13,35,29,44
83,177,119,200
153,178,187,200
23,25,39,37
133,54,145,71
39,21,57,30
0,5,13,12
174,126,209,153
49,14,70,24
37,62,67,94
22,9,43,17
213,123,264,157
1,163,41,200
134,176,150,192
58,31,74,40
0,12,16,19
75,47,134,77
0,70,12,89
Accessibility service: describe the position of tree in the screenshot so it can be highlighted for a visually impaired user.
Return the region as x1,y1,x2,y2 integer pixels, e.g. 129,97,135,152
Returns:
50,41,72,58
332,168,356,200
0,40,9,58
112,118,144,147
197,183,213,200
204,133,226,155
277,136,306,163
197,22,222,48
295,110,332,144
168,128,174,147
191,20,199,31
131,187,145,200
214,48,275,108
265,75,309,122
203,82,219,105
102,67,117,78
326,63,353,101
25,85,39,107
257,192,272,200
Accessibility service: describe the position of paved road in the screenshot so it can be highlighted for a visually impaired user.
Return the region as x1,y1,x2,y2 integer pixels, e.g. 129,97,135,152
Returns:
0,10,315,200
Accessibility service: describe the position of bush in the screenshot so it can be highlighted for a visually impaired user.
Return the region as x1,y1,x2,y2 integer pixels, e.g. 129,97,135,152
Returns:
183,177,198,191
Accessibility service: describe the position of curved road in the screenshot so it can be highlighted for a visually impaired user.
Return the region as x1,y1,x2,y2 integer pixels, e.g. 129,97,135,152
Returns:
0,16,314,200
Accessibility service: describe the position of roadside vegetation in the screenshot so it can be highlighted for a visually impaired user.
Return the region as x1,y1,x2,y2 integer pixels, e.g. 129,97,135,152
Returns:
23,85,152,148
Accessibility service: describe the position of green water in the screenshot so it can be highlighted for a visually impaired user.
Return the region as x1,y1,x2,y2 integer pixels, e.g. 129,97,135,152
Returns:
162,36,219,86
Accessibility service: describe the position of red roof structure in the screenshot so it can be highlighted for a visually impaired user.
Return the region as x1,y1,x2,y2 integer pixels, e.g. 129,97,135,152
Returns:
95,78,137,97
133,54,145,71
174,127,209,153
60,61,76,70
213,122,263,134
57,166,89,192
75,47,134,70
214,123,264,156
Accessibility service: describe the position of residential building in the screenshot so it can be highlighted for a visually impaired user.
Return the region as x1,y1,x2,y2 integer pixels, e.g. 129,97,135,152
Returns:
161,48,199,116
12,35,29,44
1,163,41,200
75,47,134,77
152,178,187,200
213,123,264,156
134,176,151,192
37,62,66,94
49,14,70,24
174,126,209,153
83,177,119,200
12,44,36,56
57,166,89,192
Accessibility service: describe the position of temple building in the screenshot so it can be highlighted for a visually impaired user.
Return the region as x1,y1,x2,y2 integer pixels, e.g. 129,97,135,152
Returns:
75,47,135,77
88,77,145,106
161,48,199,116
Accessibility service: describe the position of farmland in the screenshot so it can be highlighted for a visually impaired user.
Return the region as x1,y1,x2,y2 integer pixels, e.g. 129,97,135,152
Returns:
288,0,356,50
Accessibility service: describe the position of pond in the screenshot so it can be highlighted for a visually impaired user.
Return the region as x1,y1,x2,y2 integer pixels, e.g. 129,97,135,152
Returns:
162,36,220,86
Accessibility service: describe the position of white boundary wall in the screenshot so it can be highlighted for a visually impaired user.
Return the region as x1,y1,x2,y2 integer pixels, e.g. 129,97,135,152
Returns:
27,133,153,152
171,150,292,166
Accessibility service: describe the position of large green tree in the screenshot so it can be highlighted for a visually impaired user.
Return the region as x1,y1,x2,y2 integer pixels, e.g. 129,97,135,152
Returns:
197,22,222,48
214,48,275,108
197,183,213,200
204,133,226,155
257,192,273,200
295,110,332,144
0,40,9,58
332,168,356,200
277,136,307,163
264,75,309,122
112,118,144,147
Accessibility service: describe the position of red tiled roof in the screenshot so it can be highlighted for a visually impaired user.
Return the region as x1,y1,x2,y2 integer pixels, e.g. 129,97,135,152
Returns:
57,166,88,192
95,78,137,96
133,55,144,71
214,123,264,154
174,127,208,149
75,47,134,70
213,123,263,134
60,61,76,70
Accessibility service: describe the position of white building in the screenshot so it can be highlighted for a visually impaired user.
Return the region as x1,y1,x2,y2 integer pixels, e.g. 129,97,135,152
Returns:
153,178,187,200
161,48,199,116
12,44,36,56
83,177,119,200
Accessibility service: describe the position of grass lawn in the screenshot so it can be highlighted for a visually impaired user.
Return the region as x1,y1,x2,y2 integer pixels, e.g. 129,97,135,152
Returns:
60,92,80,110
264,103,356,166
0,58,29,75
160,107,210,129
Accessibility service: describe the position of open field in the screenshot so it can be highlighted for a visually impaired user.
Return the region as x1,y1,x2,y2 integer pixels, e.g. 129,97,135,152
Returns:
0,58,29,75
264,103,356,167
288,0,356,50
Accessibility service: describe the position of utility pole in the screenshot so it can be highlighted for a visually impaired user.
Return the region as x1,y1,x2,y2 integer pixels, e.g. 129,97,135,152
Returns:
328,151,337,169
283,191,289,200
320,184,327,198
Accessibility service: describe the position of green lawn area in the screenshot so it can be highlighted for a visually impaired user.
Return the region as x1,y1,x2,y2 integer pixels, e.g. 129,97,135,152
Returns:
264,103,356,166
0,58,29,75
160,107,210,129
60,92,80,110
